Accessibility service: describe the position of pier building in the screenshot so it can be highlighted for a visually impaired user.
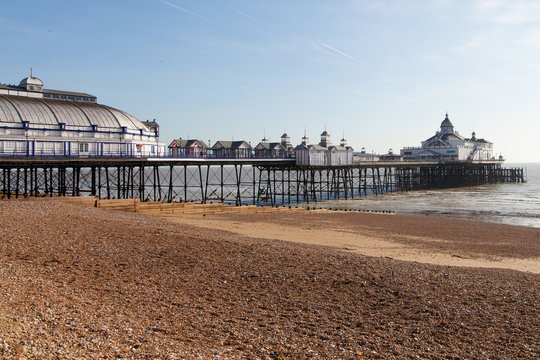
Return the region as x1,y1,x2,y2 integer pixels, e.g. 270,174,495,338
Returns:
254,133,294,158
379,149,404,162
400,113,494,162
295,130,354,166
353,148,380,162
0,75,165,158
210,140,252,158
168,139,208,157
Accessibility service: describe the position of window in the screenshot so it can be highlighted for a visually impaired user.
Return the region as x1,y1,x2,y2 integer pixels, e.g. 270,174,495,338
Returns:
136,144,143,152
79,142,89,153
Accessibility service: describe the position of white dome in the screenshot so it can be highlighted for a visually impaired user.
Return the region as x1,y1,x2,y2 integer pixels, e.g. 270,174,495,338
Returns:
19,76,44,91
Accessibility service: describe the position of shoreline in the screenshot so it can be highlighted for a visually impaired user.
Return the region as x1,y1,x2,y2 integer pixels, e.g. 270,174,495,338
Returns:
164,209,540,274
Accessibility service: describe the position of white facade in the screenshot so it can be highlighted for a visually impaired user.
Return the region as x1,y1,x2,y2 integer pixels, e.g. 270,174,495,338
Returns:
295,131,354,166
353,148,380,162
400,114,494,162
0,76,165,158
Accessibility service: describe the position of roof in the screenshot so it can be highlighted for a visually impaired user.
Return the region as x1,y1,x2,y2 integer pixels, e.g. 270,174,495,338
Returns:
423,131,465,146
328,145,347,151
353,151,378,157
169,139,208,149
440,113,453,128
0,82,96,101
254,142,285,151
307,144,327,151
42,88,96,99
19,76,43,87
441,133,465,141
470,138,492,144
254,142,270,150
212,140,252,149
0,94,148,131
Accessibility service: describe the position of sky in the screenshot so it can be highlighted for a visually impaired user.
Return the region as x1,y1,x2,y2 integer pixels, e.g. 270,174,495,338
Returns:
1,0,539,162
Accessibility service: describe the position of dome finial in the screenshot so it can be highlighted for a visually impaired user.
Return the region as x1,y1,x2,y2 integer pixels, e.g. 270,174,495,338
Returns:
30,67,33,77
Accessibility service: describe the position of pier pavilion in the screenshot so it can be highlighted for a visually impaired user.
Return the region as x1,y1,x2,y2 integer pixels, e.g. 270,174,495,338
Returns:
0,75,165,158
295,130,354,166
400,113,495,162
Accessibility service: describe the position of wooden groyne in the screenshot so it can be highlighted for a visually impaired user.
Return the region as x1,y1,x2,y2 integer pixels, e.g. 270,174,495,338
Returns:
64,197,395,216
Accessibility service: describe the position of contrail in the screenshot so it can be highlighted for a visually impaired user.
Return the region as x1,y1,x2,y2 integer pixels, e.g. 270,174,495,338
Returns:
318,42,359,63
228,5,255,20
159,0,213,23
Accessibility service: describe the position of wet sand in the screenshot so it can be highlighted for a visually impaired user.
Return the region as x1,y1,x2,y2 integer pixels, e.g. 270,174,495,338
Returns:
169,211,540,274
0,198,539,359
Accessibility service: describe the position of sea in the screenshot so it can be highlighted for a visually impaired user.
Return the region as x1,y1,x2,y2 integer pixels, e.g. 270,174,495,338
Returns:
317,163,540,228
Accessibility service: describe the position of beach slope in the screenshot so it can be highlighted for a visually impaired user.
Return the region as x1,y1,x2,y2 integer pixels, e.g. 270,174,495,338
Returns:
0,199,538,359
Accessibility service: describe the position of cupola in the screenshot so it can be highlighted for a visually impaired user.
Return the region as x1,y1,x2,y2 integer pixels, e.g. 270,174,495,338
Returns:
319,130,332,148
440,112,454,134
281,133,290,145
19,76,43,92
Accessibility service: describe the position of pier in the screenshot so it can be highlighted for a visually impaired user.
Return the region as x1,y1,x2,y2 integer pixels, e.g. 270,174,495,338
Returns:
0,158,525,205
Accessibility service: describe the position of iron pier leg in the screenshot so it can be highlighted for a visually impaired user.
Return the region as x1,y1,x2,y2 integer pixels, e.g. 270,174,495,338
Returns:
204,165,210,204
24,168,28,198
139,165,144,201
220,165,224,203
7,168,11,199
153,166,157,201
91,166,96,196
43,167,48,198
252,166,256,205
295,169,300,204
76,166,81,196
15,168,20,199
97,167,102,198
168,165,173,202
287,169,291,205
49,167,53,197
196,165,203,204
29,167,34,197
106,167,111,199
281,169,285,205
2,168,6,198
184,165,187,202
156,166,162,201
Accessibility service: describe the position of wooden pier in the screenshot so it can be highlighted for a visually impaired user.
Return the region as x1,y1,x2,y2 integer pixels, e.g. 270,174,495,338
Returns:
0,158,526,205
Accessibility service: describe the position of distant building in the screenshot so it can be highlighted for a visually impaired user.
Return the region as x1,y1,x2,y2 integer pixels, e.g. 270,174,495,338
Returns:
353,147,380,162
295,130,354,166
253,133,294,158
0,74,165,157
168,139,208,157
400,113,494,161
379,148,404,162
210,140,252,158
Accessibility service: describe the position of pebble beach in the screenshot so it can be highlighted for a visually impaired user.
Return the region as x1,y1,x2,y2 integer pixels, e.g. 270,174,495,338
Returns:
1,198,539,359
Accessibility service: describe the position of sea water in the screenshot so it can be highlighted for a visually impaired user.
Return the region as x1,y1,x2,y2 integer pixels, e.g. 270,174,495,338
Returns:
318,163,540,228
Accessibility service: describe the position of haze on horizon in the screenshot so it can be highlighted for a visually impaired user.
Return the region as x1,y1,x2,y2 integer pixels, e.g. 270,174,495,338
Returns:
1,0,539,162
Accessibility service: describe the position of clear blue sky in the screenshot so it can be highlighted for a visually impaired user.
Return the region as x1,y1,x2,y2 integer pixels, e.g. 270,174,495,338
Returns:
1,0,539,162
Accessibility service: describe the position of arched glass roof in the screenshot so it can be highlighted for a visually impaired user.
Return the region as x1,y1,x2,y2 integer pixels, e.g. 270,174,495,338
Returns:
0,94,149,131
